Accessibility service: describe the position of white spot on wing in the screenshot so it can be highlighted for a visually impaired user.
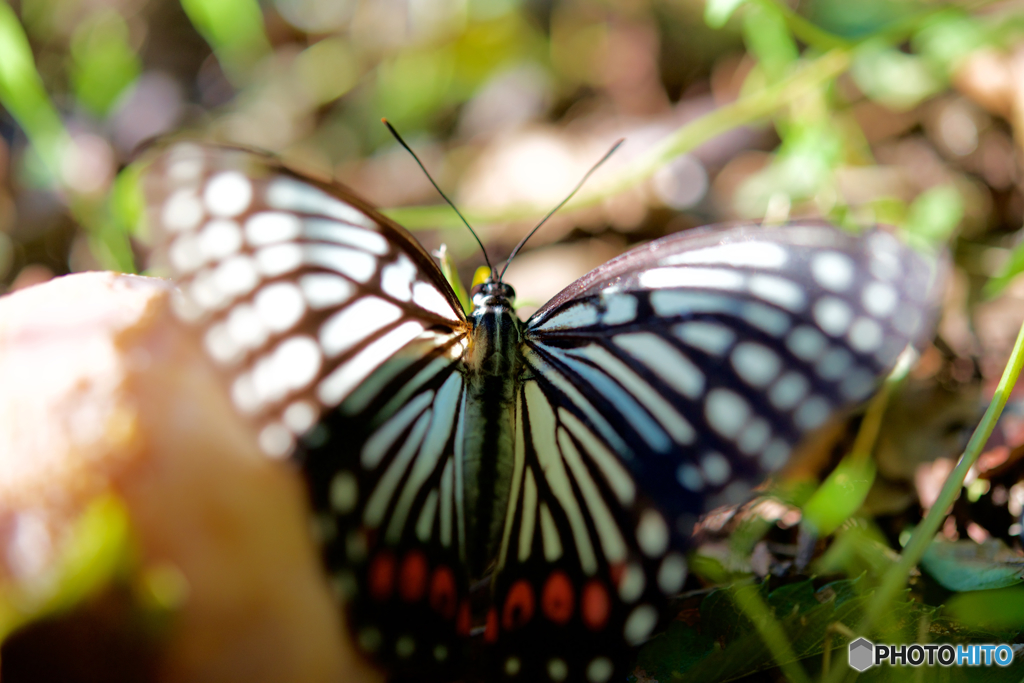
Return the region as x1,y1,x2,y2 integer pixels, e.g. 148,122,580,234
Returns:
380,254,417,302
815,347,853,381
166,144,204,182
318,321,426,406
361,389,434,469
862,281,898,317
330,471,358,513
748,275,805,311
624,604,658,645
811,251,855,291
657,553,687,594
601,293,637,325
769,372,809,410
639,267,744,290
256,243,303,276
245,212,301,246
305,244,377,283
213,255,259,299
730,342,781,387
648,291,733,317
251,335,322,404
204,171,252,217
162,190,203,232
618,563,645,602
587,657,613,683
795,395,831,430
614,332,705,399
255,282,306,333
412,282,460,321
738,418,771,454
197,219,242,260
663,241,789,269
283,400,318,433
320,296,402,357
705,388,750,439
674,321,735,355
535,302,599,330
677,464,704,491
741,302,790,336
227,303,269,349
300,273,354,309
204,322,241,364
849,317,883,352
571,345,695,444
304,219,388,254
701,452,731,485
266,176,376,229
547,658,568,682
169,234,204,273
761,439,791,471
786,325,827,361
813,296,853,336
840,368,876,401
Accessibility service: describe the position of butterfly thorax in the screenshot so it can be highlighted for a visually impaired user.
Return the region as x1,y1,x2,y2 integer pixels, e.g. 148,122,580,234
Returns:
463,280,523,576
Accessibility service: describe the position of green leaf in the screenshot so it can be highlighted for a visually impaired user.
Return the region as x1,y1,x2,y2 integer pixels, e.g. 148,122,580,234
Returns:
705,0,749,29
742,4,798,81
0,0,69,180
922,539,1024,592
179,0,271,83
912,10,990,74
802,455,877,537
436,243,470,314
0,495,135,642
850,40,944,111
635,577,932,683
945,585,1024,632
984,238,1024,299
70,10,141,116
902,184,963,247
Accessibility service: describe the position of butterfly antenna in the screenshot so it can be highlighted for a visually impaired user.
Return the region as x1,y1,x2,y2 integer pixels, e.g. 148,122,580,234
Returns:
382,119,494,275
498,138,624,282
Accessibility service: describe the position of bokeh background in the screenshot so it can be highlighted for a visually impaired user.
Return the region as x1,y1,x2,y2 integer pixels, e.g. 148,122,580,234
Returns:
0,0,1013,314
8,0,1024,680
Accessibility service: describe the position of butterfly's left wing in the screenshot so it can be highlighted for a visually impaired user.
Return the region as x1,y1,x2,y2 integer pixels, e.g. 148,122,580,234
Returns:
485,222,941,681
141,143,476,678
141,142,469,456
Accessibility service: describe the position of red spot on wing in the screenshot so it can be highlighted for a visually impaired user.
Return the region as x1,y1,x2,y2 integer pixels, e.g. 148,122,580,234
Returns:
399,550,428,602
501,580,536,631
582,579,610,631
484,608,499,643
456,599,472,636
368,551,396,601
429,565,457,619
541,571,575,625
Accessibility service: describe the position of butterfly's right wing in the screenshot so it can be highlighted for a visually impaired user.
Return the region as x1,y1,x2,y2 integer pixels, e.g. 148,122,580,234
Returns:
141,142,475,678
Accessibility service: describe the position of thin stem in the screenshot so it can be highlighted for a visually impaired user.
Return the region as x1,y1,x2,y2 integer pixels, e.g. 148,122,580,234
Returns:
750,0,853,51
732,584,813,683
819,317,1024,683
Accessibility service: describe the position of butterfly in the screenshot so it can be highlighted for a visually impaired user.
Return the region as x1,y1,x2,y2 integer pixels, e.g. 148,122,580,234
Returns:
139,141,940,683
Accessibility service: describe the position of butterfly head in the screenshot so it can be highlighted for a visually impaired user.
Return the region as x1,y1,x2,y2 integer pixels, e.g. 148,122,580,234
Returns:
470,279,516,312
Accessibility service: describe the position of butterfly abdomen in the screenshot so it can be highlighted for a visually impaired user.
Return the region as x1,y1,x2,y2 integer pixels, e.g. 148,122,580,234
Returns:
463,280,525,576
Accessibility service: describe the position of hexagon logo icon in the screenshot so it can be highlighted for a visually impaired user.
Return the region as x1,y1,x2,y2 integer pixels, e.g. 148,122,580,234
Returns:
848,637,874,671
